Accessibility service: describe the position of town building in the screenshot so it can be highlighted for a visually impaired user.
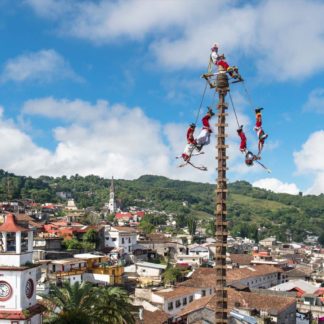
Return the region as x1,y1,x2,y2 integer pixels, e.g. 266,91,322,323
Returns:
0,213,44,323
66,199,78,211
103,225,137,254
173,289,296,324
135,261,167,285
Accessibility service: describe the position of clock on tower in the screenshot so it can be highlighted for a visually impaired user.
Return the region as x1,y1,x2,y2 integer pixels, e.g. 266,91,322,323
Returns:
0,281,12,301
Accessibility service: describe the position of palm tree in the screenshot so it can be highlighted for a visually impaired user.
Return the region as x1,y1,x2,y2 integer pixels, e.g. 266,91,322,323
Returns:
42,282,135,324
42,281,99,324
94,286,135,324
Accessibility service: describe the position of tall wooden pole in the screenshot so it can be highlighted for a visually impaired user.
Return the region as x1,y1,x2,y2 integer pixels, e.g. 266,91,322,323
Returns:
215,73,229,324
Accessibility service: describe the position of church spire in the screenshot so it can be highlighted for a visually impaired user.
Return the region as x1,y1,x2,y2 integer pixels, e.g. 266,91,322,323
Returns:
108,176,116,213
110,176,114,193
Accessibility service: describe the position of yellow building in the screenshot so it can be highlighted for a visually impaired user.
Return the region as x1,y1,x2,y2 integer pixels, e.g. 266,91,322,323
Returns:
74,253,124,285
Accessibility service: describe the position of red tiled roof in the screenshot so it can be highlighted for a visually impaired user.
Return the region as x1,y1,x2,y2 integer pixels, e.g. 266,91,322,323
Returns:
154,287,199,299
115,212,133,219
229,254,253,265
139,309,169,324
176,295,213,317
227,265,282,282
179,265,282,289
111,226,137,233
176,289,295,319
0,303,44,319
0,214,29,232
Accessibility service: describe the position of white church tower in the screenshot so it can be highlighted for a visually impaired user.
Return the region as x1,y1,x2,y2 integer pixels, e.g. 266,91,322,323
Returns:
108,176,116,214
0,214,44,323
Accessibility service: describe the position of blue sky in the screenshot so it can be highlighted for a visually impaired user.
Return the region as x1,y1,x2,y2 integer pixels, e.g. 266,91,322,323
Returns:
0,0,324,195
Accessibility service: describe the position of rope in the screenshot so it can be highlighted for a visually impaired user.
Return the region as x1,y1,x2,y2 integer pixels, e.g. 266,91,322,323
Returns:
228,91,240,128
242,81,254,110
194,80,208,125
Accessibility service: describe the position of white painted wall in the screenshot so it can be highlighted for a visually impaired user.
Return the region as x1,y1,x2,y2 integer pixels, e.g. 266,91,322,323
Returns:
83,272,111,285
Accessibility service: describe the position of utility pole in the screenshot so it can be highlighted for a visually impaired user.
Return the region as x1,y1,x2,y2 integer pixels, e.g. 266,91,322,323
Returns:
215,72,229,324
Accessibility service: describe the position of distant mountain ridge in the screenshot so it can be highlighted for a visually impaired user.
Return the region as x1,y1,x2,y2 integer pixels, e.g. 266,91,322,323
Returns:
0,170,323,242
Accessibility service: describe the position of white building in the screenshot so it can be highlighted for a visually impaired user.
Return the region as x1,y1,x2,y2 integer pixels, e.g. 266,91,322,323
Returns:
188,244,210,261
136,261,167,280
0,213,44,323
228,265,287,289
104,225,137,254
176,254,203,266
48,258,87,285
151,286,214,316
66,199,78,211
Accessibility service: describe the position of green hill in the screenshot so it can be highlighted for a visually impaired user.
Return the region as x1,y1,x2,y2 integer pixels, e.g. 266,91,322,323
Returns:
1,170,323,242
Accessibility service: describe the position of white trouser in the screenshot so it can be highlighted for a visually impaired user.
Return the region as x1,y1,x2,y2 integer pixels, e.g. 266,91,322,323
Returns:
196,129,210,146
183,143,195,156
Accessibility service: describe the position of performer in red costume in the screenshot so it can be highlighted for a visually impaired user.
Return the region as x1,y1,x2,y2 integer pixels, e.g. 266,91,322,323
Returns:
196,107,215,149
254,108,268,157
186,123,197,145
182,123,197,161
237,125,247,153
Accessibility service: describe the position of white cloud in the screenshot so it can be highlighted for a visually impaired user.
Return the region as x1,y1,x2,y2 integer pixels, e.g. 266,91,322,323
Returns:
0,49,81,83
294,131,324,174
253,178,300,195
25,0,324,81
0,98,209,181
303,88,324,114
1,95,263,182
294,130,324,194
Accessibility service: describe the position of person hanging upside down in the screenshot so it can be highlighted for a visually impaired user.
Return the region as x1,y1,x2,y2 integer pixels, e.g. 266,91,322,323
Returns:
254,107,268,157
182,123,197,161
237,125,257,166
237,125,247,153
196,107,215,150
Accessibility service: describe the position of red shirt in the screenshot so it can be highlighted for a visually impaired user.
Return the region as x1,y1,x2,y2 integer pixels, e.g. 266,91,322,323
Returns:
202,114,212,131
256,114,262,128
216,59,229,70
238,131,247,151
187,127,195,144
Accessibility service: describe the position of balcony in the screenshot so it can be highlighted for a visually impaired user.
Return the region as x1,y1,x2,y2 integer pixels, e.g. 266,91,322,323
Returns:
49,267,87,278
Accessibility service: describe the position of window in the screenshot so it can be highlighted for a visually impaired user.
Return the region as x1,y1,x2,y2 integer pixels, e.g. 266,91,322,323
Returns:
129,246,131,252
202,290,206,297
183,297,187,305
209,289,212,294
189,296,193,302
168,302,173,310
112,238,117,241
129,238,131,243
175,300,181,308
122,238,125,244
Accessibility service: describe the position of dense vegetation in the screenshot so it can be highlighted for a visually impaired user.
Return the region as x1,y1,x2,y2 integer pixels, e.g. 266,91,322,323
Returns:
1,170,324,243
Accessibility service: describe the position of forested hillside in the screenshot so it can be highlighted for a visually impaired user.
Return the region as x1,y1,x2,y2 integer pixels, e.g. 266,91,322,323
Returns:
1,170,324,242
